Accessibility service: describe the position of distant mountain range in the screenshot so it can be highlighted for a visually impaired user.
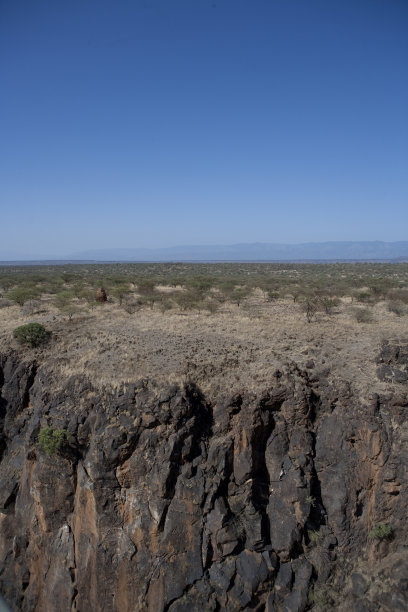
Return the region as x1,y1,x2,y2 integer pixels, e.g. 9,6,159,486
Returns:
1,241,408,264
68,241,408,262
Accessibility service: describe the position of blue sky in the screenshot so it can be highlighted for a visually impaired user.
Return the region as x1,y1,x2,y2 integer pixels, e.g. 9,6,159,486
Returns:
1,0,407,257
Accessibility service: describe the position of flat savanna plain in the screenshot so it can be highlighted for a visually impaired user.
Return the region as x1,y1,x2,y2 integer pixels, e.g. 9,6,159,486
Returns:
1,262,407,401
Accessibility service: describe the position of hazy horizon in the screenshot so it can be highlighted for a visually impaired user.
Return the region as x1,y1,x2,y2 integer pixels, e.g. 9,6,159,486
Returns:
1,0,407,256
1,239,408,263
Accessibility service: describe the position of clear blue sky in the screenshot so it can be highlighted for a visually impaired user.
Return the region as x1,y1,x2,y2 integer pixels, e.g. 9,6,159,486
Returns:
1,0,407,258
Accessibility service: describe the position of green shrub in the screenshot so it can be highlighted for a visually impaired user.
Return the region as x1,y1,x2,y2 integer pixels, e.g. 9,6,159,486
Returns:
8,287,39,306
308,530,324,545
174,291,201,311
159,298,174,313
186,275,215,294
137,279,156,295
306,495,317,507
13,323,50,347
356,291,372,303
76,288,96,306
369,524,393,540
266,289,280,301
319,296,340,314
38,428,68,456
230,286,250,307
53,290,82,319
111,284,130,305
54,290,75,307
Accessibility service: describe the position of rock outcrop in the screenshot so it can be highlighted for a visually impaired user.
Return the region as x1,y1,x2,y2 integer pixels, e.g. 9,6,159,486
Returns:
376,340,408,384
0,348,407,611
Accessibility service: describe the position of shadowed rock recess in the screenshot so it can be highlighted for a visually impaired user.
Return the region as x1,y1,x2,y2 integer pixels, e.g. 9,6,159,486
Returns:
0,348,407,612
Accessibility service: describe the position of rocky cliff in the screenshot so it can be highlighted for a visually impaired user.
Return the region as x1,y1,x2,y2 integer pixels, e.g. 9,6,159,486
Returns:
0,346,407,611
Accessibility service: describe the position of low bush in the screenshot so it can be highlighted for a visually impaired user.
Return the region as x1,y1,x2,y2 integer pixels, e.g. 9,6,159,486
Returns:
266,289,280,301
38,428,68,456
306,495,317,507
159,298,174,313
122,298,141,314
387,301,406,316
13,323,50,347
111,284,130,305
174,292,201,311
230,286,251,307
356,291,372,303
308,530,324,545
369,524,393,540
203,299,219,314
351,307,374,323
137,279,156,295
319,296,341,314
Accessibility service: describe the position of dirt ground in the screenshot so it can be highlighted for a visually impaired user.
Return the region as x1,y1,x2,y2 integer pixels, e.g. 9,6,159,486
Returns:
1,288,406,403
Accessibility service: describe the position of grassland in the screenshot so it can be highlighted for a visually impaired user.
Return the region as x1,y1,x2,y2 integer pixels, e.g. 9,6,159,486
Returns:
1,262,407,400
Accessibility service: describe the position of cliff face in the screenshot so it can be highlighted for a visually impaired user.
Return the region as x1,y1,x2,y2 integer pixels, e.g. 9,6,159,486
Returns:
0,349,407,612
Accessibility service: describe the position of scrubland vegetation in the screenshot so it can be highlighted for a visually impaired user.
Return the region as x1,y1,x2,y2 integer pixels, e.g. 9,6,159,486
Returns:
0,261,407,321
1,262,407,399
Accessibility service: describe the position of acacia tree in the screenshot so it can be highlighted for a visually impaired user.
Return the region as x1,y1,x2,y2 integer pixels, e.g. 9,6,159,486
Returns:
112,284,130,305
319,296,340,315
54,290,81,320
8,287,38,306
230,286,250,307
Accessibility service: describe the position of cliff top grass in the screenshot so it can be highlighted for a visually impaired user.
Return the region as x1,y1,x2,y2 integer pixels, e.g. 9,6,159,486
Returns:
0,262,407,401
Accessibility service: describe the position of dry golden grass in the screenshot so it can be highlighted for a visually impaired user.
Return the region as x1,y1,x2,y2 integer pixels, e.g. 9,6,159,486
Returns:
1,290,406,402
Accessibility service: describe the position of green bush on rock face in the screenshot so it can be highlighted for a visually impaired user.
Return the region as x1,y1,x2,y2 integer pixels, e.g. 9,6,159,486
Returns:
369,524,393,540
308,529,324,545
13,323,49,347
38,428,68,456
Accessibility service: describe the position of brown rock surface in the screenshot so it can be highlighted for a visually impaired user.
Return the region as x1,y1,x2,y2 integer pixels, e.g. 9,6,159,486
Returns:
0,344,407,611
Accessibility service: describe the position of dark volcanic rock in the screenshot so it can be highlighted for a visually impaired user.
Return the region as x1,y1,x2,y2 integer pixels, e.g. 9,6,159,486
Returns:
0,351,407,611
376,341,408,383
